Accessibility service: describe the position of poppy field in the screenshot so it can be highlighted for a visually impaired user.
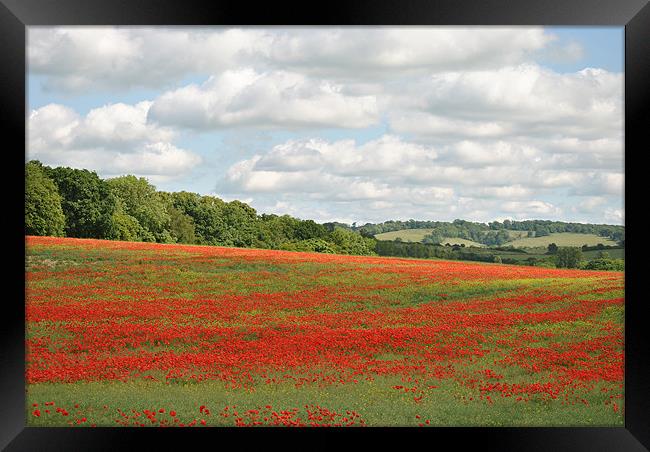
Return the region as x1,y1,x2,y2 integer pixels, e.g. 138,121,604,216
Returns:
25,236,624,427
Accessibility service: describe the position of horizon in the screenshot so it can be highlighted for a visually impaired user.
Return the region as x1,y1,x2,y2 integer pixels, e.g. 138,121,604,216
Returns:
27,26,624,226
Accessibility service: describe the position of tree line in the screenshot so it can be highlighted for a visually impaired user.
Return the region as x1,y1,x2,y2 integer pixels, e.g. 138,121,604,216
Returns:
25,161,376,256
25,160,625,271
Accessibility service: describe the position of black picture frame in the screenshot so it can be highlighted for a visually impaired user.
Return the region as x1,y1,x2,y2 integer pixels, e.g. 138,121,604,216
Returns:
2,0,648,450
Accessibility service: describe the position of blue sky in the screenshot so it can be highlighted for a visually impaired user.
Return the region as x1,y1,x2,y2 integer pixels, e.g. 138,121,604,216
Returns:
27,27,624,225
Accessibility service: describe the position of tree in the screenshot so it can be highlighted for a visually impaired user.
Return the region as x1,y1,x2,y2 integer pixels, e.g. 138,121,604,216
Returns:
168,206,196,244
423,231,443,245
583,258,624,271
536,226,550,237
329,228,376,255
106,176,171,242
555,247,583,268
25,161,65,237
281,238,339,254
107,198,145,241
547,243,558,254
294,219,328,241
493,255,503,264
43,165,116,239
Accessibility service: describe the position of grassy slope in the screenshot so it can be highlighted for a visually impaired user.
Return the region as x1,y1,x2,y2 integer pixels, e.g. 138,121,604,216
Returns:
508,233,618,248
374,228,434,242
441,237,486,247
375,230,617,251
374,229,485,247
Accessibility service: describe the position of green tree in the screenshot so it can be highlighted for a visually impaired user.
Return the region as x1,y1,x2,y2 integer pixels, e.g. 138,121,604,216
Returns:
107,198,145,241
221,200,259,247
43,165,115,239
555,247,583,268
168,206,196,244
493,255,503,264
281,238,339,254
25,161,65,237
106,176,171,242
583,258,624,271
329,228,376,255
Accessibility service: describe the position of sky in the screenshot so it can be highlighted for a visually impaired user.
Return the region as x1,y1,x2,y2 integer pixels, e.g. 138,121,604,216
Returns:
26,26,624,225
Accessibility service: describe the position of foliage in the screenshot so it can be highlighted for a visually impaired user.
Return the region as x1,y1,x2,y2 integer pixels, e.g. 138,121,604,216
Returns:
25,161,65,237
106,176,171,243
329,228,376,256
582,258,625,271
43,165,115,239
167,206,197,244
359,218,624,245
107,198,146,242
280,238,339,254
555,247,583,269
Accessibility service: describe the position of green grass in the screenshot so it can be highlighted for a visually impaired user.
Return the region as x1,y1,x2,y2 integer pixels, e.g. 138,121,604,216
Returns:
374,230,619,251
26,376,622,427
440,238,486,247
507,233,618,248
374,230,485,247
374,229,434,242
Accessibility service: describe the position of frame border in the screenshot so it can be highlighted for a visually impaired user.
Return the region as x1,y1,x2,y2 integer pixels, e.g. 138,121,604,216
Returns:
2,0,648,450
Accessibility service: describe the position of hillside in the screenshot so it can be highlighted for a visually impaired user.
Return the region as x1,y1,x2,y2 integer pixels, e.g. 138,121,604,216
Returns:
374,228,434,242
375,228,617,250
507,232,618,248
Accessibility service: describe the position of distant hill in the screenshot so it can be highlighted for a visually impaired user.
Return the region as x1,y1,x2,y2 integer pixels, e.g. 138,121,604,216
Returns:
506,232,618,248
375,229,620,249
363,218,624,247
374,229,486,247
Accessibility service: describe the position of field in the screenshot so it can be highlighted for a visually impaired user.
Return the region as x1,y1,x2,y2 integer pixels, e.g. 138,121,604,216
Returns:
374,229,485,247
440,238,486,247
374,230,617,250
374,229,434,242
26,236,624,427
507,233,618,248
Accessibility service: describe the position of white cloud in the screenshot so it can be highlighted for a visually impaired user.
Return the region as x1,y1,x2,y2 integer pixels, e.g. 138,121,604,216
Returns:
388,64,622,142
148,69,379,130
28,27,269,91
390,113,512,139
604,208,624,224
225,135,439,192
451,140,540,167
28,103,201,179
502,200,561,216
29,27,554,92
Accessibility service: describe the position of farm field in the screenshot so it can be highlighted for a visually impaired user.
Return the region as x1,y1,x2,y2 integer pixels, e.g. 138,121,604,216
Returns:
374,229,485,247
374,230,617,251
507,233,618,248
440,238,486,247
25,236,624,427
374,228,434,242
